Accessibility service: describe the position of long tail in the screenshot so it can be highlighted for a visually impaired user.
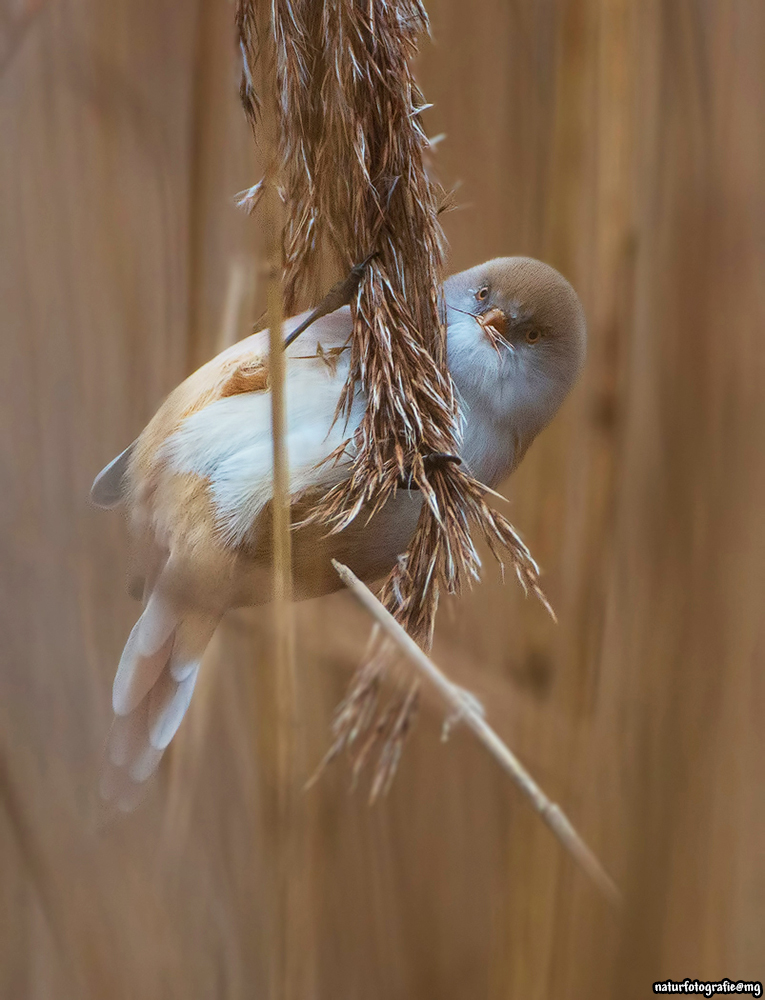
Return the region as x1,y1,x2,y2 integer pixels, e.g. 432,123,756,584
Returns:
100,586,220,811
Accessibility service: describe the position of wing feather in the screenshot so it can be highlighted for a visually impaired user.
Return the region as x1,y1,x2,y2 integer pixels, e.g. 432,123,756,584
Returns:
90,442,136,508
160,307,360,547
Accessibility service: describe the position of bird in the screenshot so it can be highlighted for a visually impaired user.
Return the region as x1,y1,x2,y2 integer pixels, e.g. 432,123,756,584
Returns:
92,256,586,808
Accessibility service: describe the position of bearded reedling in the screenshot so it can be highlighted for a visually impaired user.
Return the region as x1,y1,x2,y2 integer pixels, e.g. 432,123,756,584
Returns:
92,257,586,808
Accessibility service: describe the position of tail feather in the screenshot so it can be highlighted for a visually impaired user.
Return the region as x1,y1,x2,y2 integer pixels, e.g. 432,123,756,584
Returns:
100,701,160,811
135,590,177,657
112,616,175,717
148,666,200,750
99,764,146,813
101,598,219,810
169,614,217,682
108,701,150,769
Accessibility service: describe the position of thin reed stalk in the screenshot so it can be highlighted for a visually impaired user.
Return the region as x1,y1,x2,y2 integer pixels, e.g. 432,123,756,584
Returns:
266,181,300,1000
238,3,303,996
332,561,621,907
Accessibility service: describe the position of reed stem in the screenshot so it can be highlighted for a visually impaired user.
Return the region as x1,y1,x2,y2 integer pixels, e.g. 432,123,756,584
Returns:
332,560,621,907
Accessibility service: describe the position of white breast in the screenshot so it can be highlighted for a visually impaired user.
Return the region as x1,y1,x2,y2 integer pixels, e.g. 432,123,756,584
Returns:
165,346,362,547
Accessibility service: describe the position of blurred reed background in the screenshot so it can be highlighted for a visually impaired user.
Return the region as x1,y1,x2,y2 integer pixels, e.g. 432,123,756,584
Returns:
1,0,765,997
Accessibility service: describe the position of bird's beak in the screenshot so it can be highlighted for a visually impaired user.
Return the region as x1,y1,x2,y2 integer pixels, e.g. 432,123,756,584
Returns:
476,307,512,356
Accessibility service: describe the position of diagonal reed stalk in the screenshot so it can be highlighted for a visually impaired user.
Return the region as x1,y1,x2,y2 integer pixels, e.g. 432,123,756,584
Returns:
333,560,622,907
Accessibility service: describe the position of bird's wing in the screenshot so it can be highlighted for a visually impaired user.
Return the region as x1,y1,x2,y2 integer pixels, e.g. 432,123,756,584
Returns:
162,311,358,548
99,305,356,554
91,304,354,506
90,442,136,508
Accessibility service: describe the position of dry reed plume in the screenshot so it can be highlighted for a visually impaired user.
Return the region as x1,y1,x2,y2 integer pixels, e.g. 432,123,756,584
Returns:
236,0,550,783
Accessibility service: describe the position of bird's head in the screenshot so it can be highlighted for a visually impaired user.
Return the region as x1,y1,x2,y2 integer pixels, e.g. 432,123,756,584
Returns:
444,256,586,445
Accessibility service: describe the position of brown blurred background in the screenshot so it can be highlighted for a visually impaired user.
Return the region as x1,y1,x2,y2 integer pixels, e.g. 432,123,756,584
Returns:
2,0,765,997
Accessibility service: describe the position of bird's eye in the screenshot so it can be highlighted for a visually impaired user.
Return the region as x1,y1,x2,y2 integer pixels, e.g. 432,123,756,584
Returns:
476,286,489,302
526,329,541,345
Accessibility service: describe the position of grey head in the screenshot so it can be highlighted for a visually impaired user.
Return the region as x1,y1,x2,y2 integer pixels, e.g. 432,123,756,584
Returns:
444,256,587,483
